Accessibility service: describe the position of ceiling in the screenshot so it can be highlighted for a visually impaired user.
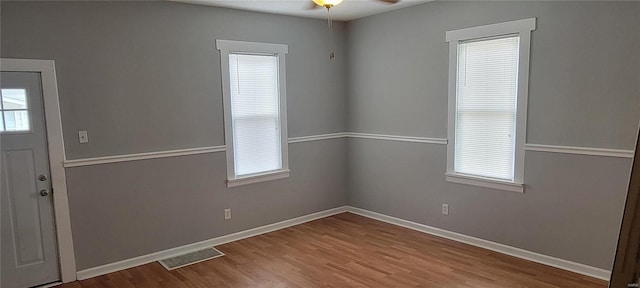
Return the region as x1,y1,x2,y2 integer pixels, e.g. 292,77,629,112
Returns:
171,0,433,21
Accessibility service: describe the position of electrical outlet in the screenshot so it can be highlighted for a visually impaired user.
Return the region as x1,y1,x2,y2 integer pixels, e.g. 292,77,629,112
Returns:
442,204,449,215
224,209,231,220
78,131,89,144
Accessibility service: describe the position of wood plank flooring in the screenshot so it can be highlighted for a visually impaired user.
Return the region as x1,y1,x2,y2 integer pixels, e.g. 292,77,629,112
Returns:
60,213,608,288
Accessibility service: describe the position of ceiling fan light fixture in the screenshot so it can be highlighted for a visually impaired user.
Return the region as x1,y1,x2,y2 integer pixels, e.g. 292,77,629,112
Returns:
312,0,344,8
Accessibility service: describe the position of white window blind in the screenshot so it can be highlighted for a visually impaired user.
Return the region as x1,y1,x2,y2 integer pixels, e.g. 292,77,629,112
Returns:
229,53,282,176
454,36,520,181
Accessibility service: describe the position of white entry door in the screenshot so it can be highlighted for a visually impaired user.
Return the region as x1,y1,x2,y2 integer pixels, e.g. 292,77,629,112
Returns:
1,72,60,288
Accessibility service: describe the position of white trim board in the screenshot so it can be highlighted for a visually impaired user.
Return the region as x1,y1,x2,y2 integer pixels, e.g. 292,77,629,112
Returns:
63,146,226,168
226,169,290,188
1,58,77,283
76,206,349,280
62,132,635,168
346,133,634,159
525,144,634,159
347,132,448,145
63,133,348,168
347,207,611,281
35,282,62,288
446,18,537,42
288,132,348,143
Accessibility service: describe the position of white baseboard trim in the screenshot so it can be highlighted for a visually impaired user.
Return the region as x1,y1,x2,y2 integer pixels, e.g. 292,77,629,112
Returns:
76,205,610,282
346,206,611,281
76,206,349,280
35,282,62,288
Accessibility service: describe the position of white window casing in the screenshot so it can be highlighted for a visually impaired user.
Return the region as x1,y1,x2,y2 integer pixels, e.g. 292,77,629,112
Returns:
217,40,290,188
445,18,536,193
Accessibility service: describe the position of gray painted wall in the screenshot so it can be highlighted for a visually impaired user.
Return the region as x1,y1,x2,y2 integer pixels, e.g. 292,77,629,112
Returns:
1,1,348,159
348,139,631,269
1,1,349,269
1,0,637,273
66,139,348,269
347,1,639,270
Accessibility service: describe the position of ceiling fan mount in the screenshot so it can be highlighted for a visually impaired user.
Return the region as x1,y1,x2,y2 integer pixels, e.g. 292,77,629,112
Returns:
309,0,400,31
309,0,400,11
312,0,344,10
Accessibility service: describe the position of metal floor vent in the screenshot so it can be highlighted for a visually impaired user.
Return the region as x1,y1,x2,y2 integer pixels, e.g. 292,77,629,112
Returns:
158,248,225,270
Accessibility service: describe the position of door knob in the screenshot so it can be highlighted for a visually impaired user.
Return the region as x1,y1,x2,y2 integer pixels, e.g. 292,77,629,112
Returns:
40,189,50,197
38,174,48,181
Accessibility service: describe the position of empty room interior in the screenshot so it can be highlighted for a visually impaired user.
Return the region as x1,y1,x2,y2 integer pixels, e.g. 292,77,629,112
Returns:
1,0,640,287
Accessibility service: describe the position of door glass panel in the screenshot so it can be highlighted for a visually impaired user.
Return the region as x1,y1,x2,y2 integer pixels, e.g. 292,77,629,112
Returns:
2,89,28,109
0,89,30,132
4,111,30,131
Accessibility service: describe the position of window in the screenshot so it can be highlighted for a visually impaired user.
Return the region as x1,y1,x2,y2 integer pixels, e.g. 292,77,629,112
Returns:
217,40,289,187
445,18,536,193
1,89,31,132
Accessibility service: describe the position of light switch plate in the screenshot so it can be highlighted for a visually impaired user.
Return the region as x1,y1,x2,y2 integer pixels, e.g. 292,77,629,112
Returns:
78,131,89,143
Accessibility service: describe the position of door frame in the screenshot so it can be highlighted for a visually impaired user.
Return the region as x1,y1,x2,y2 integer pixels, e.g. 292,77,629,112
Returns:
1,58,77,282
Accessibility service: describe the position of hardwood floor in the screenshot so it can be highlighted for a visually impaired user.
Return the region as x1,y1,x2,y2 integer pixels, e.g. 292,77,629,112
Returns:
60,213,607,288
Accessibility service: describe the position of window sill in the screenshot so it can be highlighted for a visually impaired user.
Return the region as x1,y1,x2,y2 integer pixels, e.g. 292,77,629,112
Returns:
227,169,290,188
445,172,524,193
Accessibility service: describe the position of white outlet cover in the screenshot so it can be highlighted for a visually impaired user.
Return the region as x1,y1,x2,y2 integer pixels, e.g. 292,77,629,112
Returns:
78,131,89,143
442,204,449,215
